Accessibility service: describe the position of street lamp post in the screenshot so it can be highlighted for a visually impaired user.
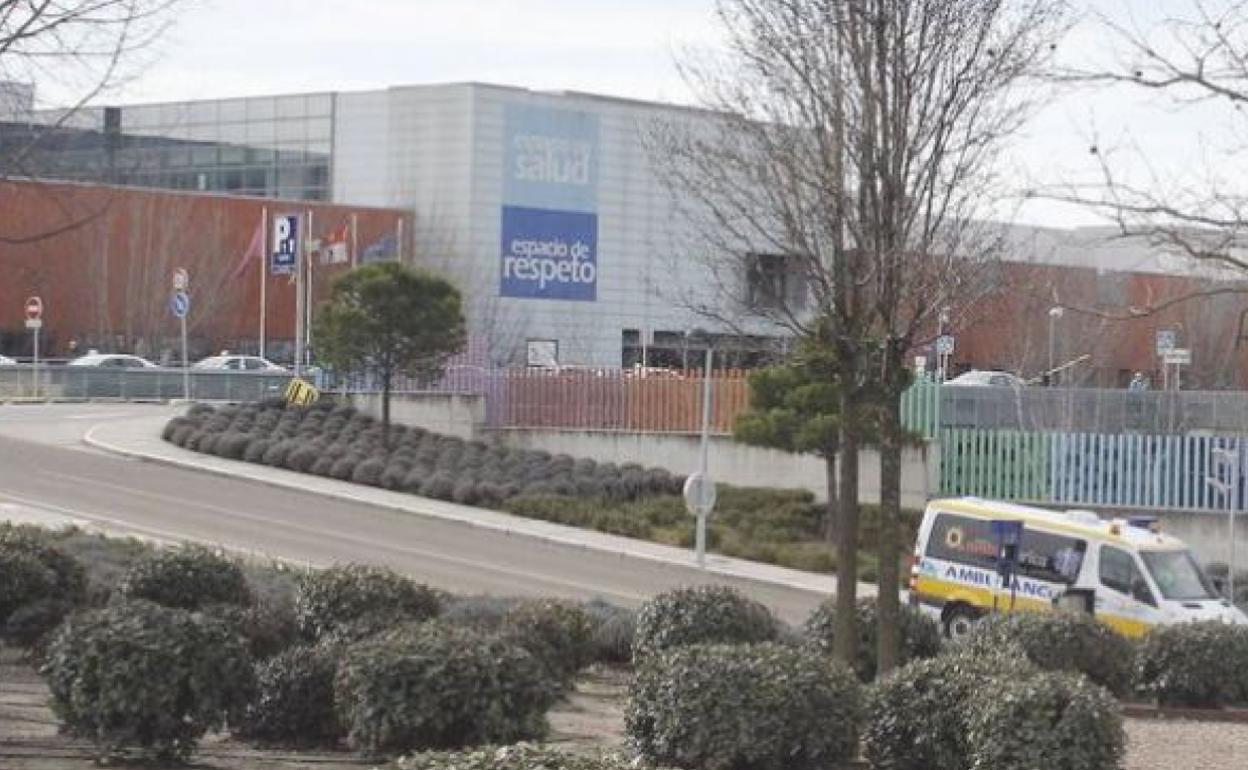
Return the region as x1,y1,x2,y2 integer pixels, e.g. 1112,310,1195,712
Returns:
1209,446,1239,602
682,328,717,568
1048,306,1064,385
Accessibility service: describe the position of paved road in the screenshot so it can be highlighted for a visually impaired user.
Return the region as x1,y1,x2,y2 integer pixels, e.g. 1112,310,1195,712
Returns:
0,403,833,622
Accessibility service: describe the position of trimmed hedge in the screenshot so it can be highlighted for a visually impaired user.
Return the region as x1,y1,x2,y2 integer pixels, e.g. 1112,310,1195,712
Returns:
966,672,1125,770
115,544,253,611
0,526,89,648
501,599,594,687
334,623,558,757
1135,621,1248,707
295,564,440,641
633,585,777,660
862,649,1038,770
42,600,255,763
397,744,675,770
627,643,862,770
238,645,342,747
961,611,1135,696
804,597,942,682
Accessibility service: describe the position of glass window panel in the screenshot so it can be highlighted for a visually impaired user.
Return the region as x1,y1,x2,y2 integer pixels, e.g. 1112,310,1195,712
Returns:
276,95,306,119
246,97,276,121
274,120,307,143
218,99,247,122
219,145,246,165
188,101,218,124
306,93,332,115
191,145,217,166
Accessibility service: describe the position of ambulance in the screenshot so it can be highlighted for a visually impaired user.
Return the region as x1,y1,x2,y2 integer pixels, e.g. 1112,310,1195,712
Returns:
909,497,1248,639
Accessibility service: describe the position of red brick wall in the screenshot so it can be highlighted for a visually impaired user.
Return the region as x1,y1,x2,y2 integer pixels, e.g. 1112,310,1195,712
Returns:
0,179,411,360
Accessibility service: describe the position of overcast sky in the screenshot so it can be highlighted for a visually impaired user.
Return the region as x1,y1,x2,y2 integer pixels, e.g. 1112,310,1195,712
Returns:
45,0,1235,230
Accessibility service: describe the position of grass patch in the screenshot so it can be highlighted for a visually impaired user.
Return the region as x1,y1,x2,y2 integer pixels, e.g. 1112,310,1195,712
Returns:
502,490,918,577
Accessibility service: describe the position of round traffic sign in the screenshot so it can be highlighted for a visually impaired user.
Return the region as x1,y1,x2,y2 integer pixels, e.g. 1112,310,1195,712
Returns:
170,291,190,319
24,296,43,320
683,472,717,517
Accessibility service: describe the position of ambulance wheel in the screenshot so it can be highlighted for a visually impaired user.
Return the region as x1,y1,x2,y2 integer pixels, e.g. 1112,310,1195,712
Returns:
942,604,979,641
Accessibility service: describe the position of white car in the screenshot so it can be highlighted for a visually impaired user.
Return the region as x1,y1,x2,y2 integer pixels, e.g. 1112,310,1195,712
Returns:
67,353,161,369
0,354,16,366
192,355,285,372
946,369,1025,388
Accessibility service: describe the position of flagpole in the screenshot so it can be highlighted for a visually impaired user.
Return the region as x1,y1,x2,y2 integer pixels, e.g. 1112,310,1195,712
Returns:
294,212,305,377
351,213,358,269
305,208,314,371
259,206,268,359
396,217,404,263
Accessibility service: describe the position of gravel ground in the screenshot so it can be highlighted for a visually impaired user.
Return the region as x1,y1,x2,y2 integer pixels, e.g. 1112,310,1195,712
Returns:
1125,718,1248,770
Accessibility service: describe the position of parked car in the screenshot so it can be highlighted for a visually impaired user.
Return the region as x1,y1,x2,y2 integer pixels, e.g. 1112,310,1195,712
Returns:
946,369,1025,388
67,353,162,369
0,354,16,366
193,354,285,372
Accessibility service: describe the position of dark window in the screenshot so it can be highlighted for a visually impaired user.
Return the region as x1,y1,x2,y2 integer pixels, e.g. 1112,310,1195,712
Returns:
745,253,806,312
926,513,1086,584
1100,545,1155,605
925,513,998,570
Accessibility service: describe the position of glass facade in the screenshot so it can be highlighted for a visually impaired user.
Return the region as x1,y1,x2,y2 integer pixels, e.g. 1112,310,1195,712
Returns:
0,93,333,200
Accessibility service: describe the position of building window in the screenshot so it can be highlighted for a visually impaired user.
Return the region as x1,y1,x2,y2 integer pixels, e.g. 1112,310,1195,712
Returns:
745,253,806,312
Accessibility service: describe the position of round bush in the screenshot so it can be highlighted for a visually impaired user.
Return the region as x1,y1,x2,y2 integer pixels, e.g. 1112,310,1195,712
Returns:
1135,621,1248,707
116,545,252,611
0,529,88,646
261,439,297,467
213,432,251,459
502,599,595,686
42,600,255,763
285,443,321,472
352,457,386,486
239,645,341,747
862,648,1037,770
420,474,456,501
334,623,557,756
627,643,861,770
804,597,942,682
966,672,1125,770
397,744,664,770
584,599,636,665
205,600,302,661
632,585,777,660
295,564,440,641
439,594,520,632
4,597,75,651
961,611,1134,696
243,437,274,463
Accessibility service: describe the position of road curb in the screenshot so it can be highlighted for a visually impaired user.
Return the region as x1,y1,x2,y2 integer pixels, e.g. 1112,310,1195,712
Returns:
82,425,846,598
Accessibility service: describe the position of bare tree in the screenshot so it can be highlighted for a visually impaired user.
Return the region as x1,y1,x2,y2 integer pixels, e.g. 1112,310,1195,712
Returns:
654,0,1064,671
1052,1,1248,304
0,1,182,243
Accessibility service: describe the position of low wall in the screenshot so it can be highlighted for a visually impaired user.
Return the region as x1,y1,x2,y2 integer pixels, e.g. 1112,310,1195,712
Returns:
347,392,484,441
490,428,934,508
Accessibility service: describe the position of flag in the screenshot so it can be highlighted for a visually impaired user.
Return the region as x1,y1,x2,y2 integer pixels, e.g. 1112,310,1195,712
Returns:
229,216,265,279
361,231,398,264
320,221,350,265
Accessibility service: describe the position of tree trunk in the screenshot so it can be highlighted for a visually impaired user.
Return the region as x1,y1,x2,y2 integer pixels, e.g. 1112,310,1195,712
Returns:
823,452,840,543
381,366,392,447
833,393,860,666
876,385,903,676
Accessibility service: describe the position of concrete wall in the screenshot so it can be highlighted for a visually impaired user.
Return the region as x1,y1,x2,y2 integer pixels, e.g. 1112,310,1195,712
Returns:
490,428,934,508
347,392,484,441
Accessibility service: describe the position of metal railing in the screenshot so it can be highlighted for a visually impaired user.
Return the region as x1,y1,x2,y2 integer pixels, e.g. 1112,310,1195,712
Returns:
0,365,292,402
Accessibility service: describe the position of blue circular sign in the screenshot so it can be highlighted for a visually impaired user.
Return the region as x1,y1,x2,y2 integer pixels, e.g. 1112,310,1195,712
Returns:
170,291,190,319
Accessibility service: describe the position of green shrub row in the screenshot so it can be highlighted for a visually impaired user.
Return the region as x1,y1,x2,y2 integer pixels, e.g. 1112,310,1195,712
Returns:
165,401,683,505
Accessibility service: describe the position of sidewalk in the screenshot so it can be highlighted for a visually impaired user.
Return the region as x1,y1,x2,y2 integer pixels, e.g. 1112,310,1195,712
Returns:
84,415,875,599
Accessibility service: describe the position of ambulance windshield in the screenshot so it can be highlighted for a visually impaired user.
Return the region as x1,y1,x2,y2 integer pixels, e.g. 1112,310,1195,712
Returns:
1140,550,1218,601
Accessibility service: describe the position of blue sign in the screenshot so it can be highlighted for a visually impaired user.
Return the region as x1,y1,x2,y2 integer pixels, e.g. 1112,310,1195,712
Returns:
271,213,300,276
503,104,598,212
500,206,597,301
170,291,190,319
